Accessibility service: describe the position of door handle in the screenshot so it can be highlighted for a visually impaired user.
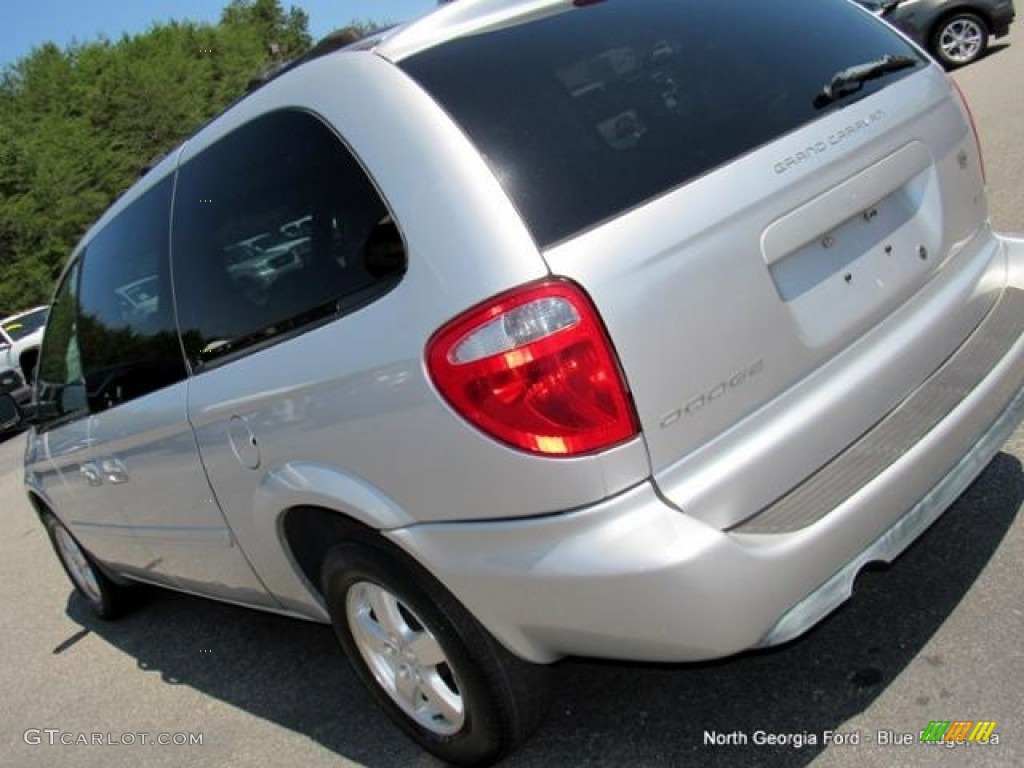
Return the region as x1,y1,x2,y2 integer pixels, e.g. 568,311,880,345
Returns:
79,463,103,487
100,457,129,485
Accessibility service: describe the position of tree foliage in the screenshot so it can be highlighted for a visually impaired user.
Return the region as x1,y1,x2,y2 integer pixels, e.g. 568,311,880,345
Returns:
0,0,325,312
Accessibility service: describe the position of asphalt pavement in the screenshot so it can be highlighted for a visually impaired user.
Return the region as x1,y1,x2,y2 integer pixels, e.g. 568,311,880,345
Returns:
1,21,1022,768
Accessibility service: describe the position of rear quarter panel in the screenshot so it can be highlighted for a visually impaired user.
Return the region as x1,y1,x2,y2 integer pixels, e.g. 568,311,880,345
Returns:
180,54,650,613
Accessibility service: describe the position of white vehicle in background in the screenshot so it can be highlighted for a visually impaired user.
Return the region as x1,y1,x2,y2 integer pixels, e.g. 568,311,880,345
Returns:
0,306,48,403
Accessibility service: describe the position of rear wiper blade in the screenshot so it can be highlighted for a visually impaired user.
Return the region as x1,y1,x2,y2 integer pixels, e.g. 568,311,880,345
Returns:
813,54,918,109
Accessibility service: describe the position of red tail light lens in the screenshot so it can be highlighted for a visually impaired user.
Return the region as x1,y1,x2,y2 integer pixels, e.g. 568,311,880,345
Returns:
426,279,639,456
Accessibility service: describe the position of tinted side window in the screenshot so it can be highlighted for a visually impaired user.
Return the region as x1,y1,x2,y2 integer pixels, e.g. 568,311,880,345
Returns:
76,177,187,413
35,261,86,427
401,0,925,246
172,109,406,369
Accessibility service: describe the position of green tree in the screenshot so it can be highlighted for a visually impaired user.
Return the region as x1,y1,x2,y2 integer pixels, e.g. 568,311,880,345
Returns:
0,0,328,310
221,0,311,60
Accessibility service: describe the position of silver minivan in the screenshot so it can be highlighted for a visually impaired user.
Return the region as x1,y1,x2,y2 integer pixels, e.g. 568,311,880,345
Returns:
4,0,1024,764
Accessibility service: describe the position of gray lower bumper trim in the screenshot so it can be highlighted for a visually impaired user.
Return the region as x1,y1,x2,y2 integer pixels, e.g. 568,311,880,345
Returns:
757,374,1024,648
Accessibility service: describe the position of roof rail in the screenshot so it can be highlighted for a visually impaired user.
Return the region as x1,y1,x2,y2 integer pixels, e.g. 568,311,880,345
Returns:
245,25,395,94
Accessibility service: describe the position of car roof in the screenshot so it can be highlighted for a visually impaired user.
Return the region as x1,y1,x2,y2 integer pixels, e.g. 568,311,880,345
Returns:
374,0,568,62
245,0,565,90
73,0,563,254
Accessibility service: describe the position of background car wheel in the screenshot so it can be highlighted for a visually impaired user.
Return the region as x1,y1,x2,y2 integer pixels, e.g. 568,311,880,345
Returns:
322,540,551,766
42,512,131,619
931,13,989,68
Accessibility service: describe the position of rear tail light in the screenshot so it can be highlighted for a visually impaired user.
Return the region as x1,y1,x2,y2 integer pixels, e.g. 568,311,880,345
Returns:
950,77,986,183
426,279,639,456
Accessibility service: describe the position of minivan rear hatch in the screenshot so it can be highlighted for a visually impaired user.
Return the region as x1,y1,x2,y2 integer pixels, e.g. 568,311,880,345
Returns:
399,0,999,527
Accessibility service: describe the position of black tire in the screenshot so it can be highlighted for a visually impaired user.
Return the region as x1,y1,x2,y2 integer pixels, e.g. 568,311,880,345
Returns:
930,13,989,69
322,539,551,766
42,512,131,619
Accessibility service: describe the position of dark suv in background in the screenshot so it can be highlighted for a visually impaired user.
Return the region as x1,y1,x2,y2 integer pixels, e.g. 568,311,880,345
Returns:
859,0,1015,67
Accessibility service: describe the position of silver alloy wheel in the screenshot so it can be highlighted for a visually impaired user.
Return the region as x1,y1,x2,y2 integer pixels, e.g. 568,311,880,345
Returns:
346,580,465,735
939,18,984,65
53,525,103,604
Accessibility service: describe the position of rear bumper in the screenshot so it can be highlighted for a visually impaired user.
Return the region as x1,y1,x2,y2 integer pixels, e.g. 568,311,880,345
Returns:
389,234,1024,665
991,1,1015,37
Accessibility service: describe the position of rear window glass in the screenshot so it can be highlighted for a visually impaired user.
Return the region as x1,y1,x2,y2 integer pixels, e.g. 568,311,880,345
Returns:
401,0,925,247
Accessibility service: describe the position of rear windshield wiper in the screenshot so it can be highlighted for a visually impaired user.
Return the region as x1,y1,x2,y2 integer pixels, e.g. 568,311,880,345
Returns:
814,54,918,109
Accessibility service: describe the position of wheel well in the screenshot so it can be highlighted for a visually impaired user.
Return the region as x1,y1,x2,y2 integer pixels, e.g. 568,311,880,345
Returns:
282,506,383,598
29,491,136,587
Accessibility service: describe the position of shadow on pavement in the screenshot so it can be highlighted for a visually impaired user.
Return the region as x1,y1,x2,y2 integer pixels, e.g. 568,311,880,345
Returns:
0,426,26,443
64,453,1022,767
983,42,1011,61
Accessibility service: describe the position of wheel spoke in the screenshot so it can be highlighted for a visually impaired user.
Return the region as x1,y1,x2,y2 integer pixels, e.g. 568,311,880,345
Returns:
394,668,419,706
419,670,463,725
55,527,101,602
407,630,446,668
351,606,393,657
80,568,100,599
366,586,410,640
